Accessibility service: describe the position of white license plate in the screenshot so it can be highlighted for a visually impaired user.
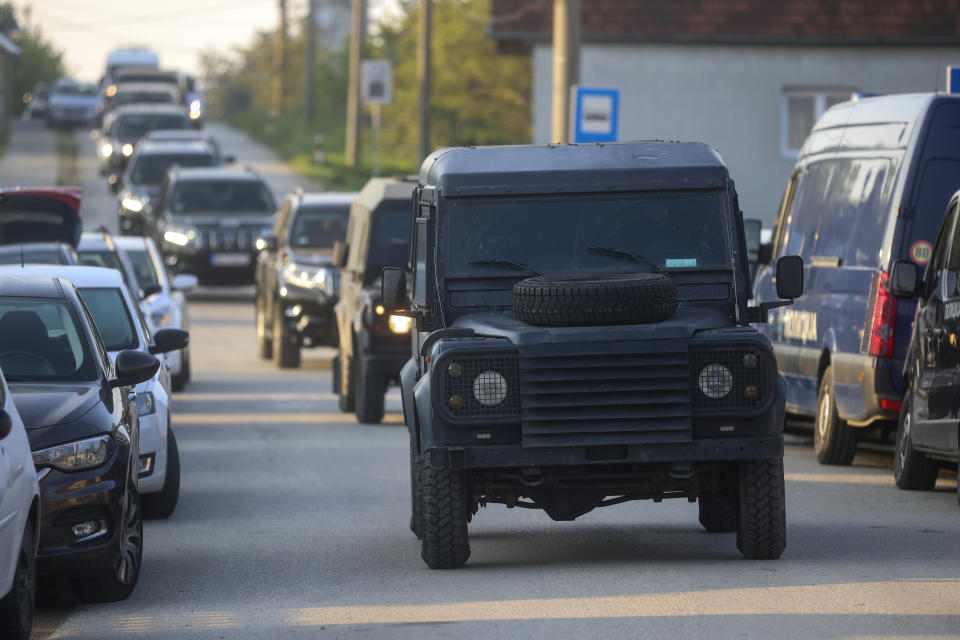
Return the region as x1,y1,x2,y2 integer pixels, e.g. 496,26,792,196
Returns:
210,253,250,266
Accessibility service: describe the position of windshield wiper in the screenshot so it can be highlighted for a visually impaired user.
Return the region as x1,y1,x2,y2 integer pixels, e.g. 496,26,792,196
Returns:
468,259,539,275
587,246,667,275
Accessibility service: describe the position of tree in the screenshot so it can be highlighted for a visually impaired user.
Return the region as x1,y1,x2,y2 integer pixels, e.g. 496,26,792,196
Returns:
1,3,66,114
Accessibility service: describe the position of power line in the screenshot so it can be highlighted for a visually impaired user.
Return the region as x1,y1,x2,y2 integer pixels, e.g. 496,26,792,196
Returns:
32,0,270,30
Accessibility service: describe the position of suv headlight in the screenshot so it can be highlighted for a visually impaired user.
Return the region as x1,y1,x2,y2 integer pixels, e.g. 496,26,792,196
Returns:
698,363,733,399
164,226,198,248
690,347,770,409
388,315,412,333
283,263,331,291
440,354,520,419
121,196,145,213
135,391,156,416
100,142,114,158
33,435,112,472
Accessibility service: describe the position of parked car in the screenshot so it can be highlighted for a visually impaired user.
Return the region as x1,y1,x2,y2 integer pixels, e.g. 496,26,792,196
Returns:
256,190,355,368
0,367,40,640
0,188,83,267
888,190,960,504
381,142,803,568
0,242,79,266
77,230,140,297
97,105,191,183
0,275,159,600
2,265,187,518
152,167,276,285
332,177,415,423
46,79,101,129
753,93,960,465
114,235,196,391
115,139,220,234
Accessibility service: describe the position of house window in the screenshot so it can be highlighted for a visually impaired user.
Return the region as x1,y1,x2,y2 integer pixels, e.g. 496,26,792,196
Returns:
781,89,853,158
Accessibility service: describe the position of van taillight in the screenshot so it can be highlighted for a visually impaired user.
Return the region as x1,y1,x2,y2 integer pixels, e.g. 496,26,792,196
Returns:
868,272,897,358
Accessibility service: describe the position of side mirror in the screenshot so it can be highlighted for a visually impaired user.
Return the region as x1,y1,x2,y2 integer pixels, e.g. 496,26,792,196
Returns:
171,273,198,292
223,154,236,165
110,349,160,387
775,255,804,300
150,327,189,355
381,267,408,310
141,284,163,299
332,241,349,268
890,260,919,298
0,408,12,440
255,235,278,253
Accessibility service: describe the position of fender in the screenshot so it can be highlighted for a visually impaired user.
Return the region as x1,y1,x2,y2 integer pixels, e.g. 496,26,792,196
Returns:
413,370,434,452
400,358,419,440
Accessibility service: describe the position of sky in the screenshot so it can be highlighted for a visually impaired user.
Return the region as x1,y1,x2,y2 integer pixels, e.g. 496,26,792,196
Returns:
23,0,403,82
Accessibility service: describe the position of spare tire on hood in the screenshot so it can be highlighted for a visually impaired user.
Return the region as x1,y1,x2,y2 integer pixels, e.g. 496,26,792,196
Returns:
513,272,678,326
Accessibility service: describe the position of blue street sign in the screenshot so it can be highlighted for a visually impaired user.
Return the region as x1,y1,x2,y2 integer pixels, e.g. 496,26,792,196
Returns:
948,66,960,94
572,87,620,143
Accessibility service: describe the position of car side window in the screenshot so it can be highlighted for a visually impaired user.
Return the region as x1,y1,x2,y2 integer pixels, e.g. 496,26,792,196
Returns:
77,297,111,374
772,171,800,258
779,162,833,259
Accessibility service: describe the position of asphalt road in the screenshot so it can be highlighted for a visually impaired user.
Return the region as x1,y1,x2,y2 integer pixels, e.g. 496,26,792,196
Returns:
2,120,958,639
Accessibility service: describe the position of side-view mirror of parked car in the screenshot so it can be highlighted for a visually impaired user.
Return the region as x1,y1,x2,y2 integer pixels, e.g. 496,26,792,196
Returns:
172,273,198,292
150,328,190,355
332,241,349,268
381,267,408,311
889,260,920,298
255,235,278,252
223,155,236,165
775,255,804,299
0,407,11,440
111,349,161,388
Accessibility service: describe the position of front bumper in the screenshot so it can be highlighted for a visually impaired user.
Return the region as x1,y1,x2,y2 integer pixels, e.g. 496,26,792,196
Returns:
136,411,168,495
164,248,256,284
832,352,900,426
278,292,336,346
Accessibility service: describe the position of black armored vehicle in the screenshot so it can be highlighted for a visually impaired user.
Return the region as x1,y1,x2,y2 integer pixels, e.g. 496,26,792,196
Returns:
381,142,804,568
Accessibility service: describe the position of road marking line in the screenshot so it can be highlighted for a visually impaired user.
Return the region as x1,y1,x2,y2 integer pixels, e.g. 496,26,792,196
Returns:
175,412,405,424
786,473,957,489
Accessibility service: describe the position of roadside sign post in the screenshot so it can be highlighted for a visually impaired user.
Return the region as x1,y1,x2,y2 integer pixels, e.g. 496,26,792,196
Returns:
362,60,393,177
571,86,620,143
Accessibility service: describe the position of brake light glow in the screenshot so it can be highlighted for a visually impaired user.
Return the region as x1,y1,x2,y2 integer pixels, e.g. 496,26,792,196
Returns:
868,272,897,358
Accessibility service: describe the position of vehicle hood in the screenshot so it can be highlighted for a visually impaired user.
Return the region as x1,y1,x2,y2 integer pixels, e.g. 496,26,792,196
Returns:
170,213,273,227
451,305,734,346
0,191,83,247
8,381,101,428
288,247,334,266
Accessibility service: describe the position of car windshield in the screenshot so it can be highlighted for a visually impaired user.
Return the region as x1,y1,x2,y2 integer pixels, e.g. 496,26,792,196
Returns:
125,248,160,290
114,91,174,106
0,297,97,381
289,205,350,248
77,288,139,351
170,180,275,214
369,205,411,273
131,153,215,185
0,249,62,265
55,83,98,97
446,191,730,276
117,114,188,139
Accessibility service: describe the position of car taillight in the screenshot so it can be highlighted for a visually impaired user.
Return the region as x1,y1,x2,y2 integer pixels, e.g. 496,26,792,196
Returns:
868,272,897,358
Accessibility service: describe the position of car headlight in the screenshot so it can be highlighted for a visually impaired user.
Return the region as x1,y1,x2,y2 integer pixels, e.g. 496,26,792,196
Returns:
100,142,114,158
33,435,111,472
121,196,145,213
163,226,197,247
135,391,156,416
388,314,412,334
150,304,174,327
698,363,733,399
121,143,134,157
283,263,330,290
441,354,520,419
473,370,507,406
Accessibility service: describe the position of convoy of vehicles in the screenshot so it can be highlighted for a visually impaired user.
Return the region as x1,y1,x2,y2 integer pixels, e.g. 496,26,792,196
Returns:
98,105,192,183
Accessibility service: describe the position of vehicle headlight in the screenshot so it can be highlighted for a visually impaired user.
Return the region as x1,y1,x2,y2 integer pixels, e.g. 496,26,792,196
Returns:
473,370,507,406
189,100,203,119
698,363,733,399
163,226,197,247
135,391,156,416
441,355,519,419
150,304,174,327
33,435,111,472
121,143,134,157
100,142,114,158
121,196,145,213
283,263,330,290
388,314,412,334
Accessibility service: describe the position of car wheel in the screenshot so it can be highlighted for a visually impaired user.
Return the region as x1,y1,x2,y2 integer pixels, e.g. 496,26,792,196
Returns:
338,352,356,413
83,484,143,602
894,393,939,490
0,519,36,640
814,367,858,465
420,465,470,569
256,296,273,360
698,471,738,533
171,348,190,391
143,426,181,519
273,306,301,368
355,357,386,424
736,457,786,560
410,432,423,539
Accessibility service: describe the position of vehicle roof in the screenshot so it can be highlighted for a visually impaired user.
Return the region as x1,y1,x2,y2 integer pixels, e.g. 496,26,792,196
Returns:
111,236,149,250
353,177,417,213
0,187,81,212
299,192,358,207
77,231,114,251
111,104,188,117
145,129,210,140
113,83,178,94
0,242,68,254
172,167,263,182
0,275,64,299
420,142,730,196
0,265,125,289
136,140,215,156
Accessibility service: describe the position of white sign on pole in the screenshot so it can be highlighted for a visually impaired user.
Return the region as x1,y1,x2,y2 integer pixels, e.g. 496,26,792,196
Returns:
362,60,393,105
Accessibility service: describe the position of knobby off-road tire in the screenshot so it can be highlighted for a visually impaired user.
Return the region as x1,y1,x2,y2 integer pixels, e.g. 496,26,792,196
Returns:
0,519,35,640
420,466,470,569
256,297,273,360
698,489,738,533
273,307,301,369
355,357,386,424
894,394,939,490
143,427,181,519
513,272,678,326
736,458,787,560
814,367,859,466
409,432,423,539
337,353,356,413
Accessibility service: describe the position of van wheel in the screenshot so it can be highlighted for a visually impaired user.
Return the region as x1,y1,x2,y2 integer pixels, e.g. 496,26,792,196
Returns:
143,427,181,519
273,307,301,368
894,393,939,490
420,466,470,569
256,297,273,359
736,458,786,560
814,367,858,465
0,519,35,640
355,357,386,424
338,353,356,412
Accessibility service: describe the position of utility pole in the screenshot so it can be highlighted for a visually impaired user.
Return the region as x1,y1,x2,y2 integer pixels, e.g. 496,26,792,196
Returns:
304,0,316,123
551,0,580,143
417,0,432,164
345,0,365,167
274,0,289,115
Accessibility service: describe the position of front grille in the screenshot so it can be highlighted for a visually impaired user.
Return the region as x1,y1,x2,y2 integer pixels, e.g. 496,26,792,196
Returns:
198,227,260,251
690,347,770,410
519,342,692,448
441,354,520,419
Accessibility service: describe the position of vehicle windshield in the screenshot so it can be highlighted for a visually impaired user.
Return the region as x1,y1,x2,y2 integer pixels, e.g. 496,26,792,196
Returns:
77,288,139,351
125,248,160,290
369,205,411,274
446,191,730,276
114,91,175,107
55,83,98,97
0,297,97,381
78,250,132,289
131,153,215,185
117,114,188,139
170,180,275,214
289,205,350,248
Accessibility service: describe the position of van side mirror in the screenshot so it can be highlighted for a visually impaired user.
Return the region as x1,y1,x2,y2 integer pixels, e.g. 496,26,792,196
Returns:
381,267,408,311
332,241,349,268
890,261,919,298
775,255,804,300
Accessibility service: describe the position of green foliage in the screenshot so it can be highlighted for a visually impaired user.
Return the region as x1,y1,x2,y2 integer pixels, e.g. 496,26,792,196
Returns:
2,4,66,114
